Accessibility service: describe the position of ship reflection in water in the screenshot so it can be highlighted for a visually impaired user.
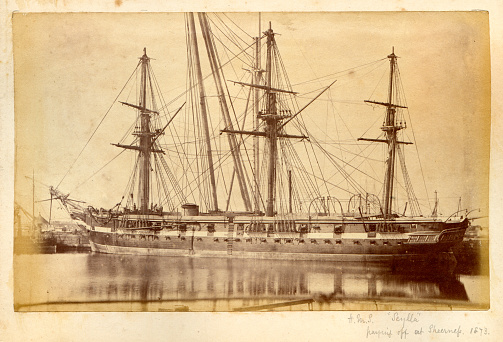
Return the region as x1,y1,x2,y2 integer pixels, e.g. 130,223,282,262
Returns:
14,253,488,311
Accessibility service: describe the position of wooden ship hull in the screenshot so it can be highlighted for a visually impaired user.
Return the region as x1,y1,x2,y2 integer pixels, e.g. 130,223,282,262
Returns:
51,13,473,267
85,214,468,261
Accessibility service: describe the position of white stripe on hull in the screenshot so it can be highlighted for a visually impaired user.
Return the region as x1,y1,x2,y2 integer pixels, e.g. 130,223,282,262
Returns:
89,240,442,263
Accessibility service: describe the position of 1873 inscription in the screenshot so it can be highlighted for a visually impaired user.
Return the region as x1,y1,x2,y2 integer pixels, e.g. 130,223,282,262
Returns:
345,312,489,339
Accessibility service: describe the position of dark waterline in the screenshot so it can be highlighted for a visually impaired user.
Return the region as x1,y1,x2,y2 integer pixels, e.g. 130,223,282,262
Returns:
14,248,489,312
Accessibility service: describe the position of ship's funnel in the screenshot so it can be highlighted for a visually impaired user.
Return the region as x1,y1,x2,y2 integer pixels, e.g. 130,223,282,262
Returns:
182,203,199,216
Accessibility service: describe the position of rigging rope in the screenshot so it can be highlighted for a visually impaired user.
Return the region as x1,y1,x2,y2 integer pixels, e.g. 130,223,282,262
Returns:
56,64,140,190
69,149,128,195
292,58,387,87
395,63,432,212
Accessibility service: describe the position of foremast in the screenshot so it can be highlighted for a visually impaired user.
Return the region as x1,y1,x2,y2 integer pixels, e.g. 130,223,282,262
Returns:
138,49,152,214
113,48,163,215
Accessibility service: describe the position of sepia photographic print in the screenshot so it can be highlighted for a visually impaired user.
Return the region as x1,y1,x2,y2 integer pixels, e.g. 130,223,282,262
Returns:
3,5,500,341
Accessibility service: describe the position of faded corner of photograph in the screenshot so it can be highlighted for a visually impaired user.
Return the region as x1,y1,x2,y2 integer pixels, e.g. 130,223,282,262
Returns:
13,11,489,312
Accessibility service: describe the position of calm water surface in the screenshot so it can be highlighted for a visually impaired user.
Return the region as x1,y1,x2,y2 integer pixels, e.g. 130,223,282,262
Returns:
14,252,489,311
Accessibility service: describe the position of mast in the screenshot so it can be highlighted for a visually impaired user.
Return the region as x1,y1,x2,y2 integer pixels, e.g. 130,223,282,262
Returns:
14,204,21,237
138,48,151,214
288,170,292,214
222,21,313,217
49,191,53,224
253,14,262,214
32,170,35,234
114,48,163,214
188,13,219,212
360,48,408,219
382,48,397,218
198,12,253,212
432,190,438,217
264,22,277,217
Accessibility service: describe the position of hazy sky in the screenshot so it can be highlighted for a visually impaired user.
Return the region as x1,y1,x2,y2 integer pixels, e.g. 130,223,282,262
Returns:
13,12,490,220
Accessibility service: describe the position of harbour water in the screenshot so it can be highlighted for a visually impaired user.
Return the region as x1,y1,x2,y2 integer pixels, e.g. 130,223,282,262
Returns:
14,246,489,312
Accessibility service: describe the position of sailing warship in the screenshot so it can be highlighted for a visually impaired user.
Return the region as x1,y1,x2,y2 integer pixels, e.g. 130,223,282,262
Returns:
55,13,469,262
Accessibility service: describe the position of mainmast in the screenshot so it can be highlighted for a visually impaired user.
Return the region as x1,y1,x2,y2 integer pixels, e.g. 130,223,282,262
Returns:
222,22,313,217
264,23,278,217
260,24,309,216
